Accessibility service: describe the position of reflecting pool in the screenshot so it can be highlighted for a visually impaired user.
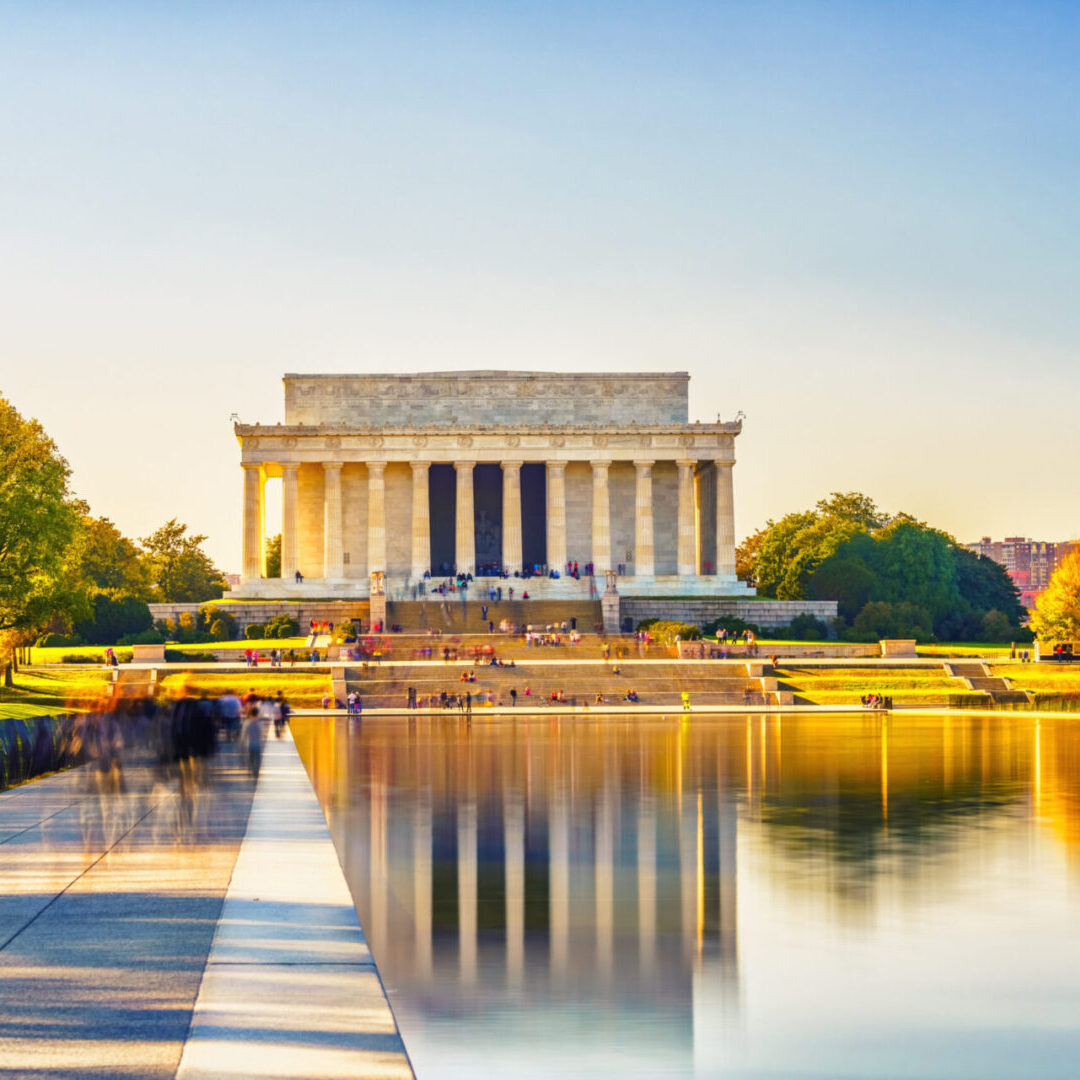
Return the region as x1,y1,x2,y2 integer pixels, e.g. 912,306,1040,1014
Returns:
293,713,1080,1079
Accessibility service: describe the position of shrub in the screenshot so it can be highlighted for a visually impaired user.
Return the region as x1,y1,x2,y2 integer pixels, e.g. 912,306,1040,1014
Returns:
209,618,232,641
117,628,166,646
778,613,831,641
201,606,237,639
266,616,300,639
980,609,1013,643
244,623,267,640
701,617,762,638
164,648,218,663
74,594,152,645
850,601,933,643
637,619,700,644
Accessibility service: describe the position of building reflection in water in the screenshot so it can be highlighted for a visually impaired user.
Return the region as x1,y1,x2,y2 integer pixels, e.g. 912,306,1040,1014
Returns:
294,712,1080,1079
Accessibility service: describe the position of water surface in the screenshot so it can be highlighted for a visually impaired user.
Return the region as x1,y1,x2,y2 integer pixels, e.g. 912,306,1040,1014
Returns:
293,713,1080,1079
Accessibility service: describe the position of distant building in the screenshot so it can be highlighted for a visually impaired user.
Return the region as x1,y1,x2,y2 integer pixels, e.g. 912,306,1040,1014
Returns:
966,536,1077,607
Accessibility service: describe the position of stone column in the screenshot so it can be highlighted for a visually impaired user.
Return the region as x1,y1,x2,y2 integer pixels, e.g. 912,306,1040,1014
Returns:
546,462,567,572
501,461,523,576
454,461,476,575
257,467,267,577
633,459,655,579
322,462,344,580
280,464,299,581
241,463,262,582
677,459,697,577
715,460,737,578
367,462,387,575
590,460,612,575
409,461,430,580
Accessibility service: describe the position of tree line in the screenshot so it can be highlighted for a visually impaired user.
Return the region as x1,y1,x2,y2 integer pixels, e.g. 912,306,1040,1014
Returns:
738,492,1029,642
1,394,225,656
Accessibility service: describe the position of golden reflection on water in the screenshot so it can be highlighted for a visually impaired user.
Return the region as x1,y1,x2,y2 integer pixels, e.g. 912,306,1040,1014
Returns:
294,713,1080,1080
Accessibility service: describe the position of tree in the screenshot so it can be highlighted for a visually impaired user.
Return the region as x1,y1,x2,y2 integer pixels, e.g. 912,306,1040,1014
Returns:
749,490,1026,642
735,527,767,584
264,533,282,579
0,396,81,637
141,519,226,603
1031,548,1080,643
70,512,151,599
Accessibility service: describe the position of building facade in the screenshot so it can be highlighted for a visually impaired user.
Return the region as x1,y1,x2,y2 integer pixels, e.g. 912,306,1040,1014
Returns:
230,372,753,599
966,535,1077,607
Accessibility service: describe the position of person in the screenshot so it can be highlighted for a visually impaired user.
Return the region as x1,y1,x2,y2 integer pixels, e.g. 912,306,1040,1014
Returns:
681,691,691,712
275,691,290,737
743,686,753,706
218,689,242,742
595,691,605,705
510,687,517,707
240,708,264,779
321,691,331,710
465,691,472,714
482,604,488,621
295,569,303,583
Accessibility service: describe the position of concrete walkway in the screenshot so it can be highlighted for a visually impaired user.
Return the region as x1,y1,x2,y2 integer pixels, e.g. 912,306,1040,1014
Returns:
0,747,255,1077
0,734,412,1079
176,732,412,1079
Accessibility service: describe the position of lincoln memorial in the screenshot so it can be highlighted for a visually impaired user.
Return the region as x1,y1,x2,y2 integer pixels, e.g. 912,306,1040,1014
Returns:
229,372,753,600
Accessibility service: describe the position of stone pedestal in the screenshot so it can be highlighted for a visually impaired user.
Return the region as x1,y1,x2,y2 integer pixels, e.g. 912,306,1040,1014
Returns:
601,570,621,635
369,571,387,630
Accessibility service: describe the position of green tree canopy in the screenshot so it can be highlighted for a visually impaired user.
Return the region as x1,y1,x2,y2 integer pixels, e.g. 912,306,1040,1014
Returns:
70,510,151,599
141,519,225,603
0,395,81,635
744,491,1026,642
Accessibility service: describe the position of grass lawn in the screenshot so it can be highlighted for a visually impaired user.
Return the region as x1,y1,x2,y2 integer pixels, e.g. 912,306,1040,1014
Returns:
171,638,311,652
988,665,1080,692
0,670,113,720
915,643,1021,659
29,637,312,664
776,664,973,705
156,671,331,706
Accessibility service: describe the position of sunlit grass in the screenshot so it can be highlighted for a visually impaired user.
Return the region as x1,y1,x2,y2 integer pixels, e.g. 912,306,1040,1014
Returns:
0,670,113,719
156,671,331,706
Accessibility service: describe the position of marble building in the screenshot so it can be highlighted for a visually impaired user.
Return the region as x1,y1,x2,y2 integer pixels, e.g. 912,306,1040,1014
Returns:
229,371,753,599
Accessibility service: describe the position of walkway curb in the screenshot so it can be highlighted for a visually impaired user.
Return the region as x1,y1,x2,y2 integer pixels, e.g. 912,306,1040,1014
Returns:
176,731,413,1079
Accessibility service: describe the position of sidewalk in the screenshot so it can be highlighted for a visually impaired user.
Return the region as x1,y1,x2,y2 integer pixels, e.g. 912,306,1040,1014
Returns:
0,733,412,1079
0,747,254,1077
176,732,412,1079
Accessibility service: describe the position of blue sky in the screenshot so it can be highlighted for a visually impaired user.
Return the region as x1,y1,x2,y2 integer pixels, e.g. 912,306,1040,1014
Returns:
1,1,1077,569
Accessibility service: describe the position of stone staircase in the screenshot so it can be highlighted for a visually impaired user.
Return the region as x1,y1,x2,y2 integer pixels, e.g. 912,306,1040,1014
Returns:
945,662,1031,705
344,659,775,709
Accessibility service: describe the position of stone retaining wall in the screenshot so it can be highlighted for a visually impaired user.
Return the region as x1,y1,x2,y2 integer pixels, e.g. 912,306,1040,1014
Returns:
150,601,371,631
0,714,81,790
621,597,838,630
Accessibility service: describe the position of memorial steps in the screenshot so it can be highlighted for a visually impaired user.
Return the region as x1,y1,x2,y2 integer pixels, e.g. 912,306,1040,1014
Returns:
344,659,771,709
382,597,603,634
